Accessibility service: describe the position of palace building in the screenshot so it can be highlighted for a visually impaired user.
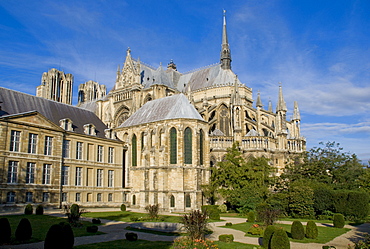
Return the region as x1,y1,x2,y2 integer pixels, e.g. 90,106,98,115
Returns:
0,12,305,211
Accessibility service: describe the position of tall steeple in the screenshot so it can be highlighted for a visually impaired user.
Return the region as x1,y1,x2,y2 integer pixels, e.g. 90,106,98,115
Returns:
292,101,301,121
220,10,232,70
256,91,263,108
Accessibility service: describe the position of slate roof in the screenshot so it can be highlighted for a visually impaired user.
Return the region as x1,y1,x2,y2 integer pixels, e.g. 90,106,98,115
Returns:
0,87,110,139
120,93,204,127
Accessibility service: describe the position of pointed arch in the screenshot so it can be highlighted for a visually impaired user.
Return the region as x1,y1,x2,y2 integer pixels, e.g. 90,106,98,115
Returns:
170,195,175,208
132,134,137,166
170,127,177,164
184,127,192,164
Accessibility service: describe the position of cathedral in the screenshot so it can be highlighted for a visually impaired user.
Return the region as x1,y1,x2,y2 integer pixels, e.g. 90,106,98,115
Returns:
0,13,305,211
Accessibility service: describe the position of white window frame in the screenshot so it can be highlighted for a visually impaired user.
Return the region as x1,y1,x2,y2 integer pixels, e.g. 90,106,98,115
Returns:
61,166,69,185
62,140,70,158
28,133,38,154
7,161,18,183
97,169,103,187
97,145,103,162
76,142,83,160
108,147,114,163
7,192,16,202
10,130,21,152
42,164,51,184
75,167,82,186
108,170,114,187
26,162,35,184
44,136,53,156
26,192,33,202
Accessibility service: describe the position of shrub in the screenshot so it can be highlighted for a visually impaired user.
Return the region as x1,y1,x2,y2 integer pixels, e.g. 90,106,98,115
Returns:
247,224,263,236
45,223,74,249
86,225,98,233
130,217,139,222
24,204,33,215
270,228,290,249
145,204,159,219
305,220,318,239
121,204,126,212
333,214,345,228
92,218,101,224
347,233,370,249
201,205,220,221
288,184,315,218
65,203,83,226
125,232,138,241
256,203,280,226
218,234,234,243
44,224,62,249
291,221,304,240
35,204,44,215
15,218,32,241
0,217,11,244
247,211,256,222
59,222,74,249
262,225,276,248
225,222,232,226
172,237,218,249
181,210,209,240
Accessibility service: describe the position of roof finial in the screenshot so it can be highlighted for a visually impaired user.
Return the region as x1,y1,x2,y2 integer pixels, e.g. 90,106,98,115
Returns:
256,90,263,108
276,83,287,112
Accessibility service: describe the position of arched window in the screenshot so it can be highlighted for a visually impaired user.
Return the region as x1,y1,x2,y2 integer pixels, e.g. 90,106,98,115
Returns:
132,134,137,166
184,127,192,164
185,194,191,208
170,128,177,164
170,195,175,208
132,194,136,205
199,129,204,165
141,132,145,150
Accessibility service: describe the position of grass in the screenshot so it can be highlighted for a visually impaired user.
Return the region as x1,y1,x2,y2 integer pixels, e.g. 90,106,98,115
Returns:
74,239,259,249
222,221,350,244
0,214,103,245
82,211,182,223
125,226,185,236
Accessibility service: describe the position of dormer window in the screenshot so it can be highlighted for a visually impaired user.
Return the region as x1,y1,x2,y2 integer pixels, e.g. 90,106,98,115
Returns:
60,118,73,131
104,129,115,139
84,124,96,136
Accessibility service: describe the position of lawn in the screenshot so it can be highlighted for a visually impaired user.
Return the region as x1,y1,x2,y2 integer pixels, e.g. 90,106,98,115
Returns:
222,221,350,244
0,214,103,244
82,211,182,223
74,239,258,249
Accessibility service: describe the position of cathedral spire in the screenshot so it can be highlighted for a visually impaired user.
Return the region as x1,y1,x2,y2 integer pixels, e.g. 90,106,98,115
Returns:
268,98,273,112
220,10,232,70
276,83,287,112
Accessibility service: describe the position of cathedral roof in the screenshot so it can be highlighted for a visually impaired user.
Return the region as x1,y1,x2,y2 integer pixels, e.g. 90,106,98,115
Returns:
0,87,109,139
120,93,204,127
178,64,243,92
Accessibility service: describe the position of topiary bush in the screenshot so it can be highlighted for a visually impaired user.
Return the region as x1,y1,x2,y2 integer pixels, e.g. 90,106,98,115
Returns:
121,204,126,212
35,204,44,215
0,217,11,244
333,214,345,228
92,218,101,224
218,234,234,243
247,224,263,236
247,211,256,223
44,224,62,249
291,220,304,240
59,222,74,249
225,222,232,226
15,218,32,241
125,232,138,241
86,225,98,233
270,228,290,249
24,204,33,215
45,223,74,249
201,205,220,220
262,225,276,249
305,220,318,239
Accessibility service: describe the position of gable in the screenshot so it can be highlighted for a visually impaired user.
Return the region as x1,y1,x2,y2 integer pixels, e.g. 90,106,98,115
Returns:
1,111,63,131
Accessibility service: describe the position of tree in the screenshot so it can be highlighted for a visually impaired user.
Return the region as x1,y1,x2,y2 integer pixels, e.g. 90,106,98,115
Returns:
206,142,274,212
282,142,365,190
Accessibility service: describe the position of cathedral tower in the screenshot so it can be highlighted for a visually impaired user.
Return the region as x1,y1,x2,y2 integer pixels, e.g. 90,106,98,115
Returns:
220,10,232,70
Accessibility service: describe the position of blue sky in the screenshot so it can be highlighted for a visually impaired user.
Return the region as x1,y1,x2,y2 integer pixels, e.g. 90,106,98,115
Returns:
1,0,369,162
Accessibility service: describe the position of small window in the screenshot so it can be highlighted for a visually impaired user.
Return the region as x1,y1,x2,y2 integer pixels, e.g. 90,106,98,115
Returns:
76,193,81,202
185,194,191,208
97,193,102,202
43,192,49,202
26,192,33,202
10,130,21,152
170,195,175,208
7,192,16,202
132,195,136,205
108,193,113,202
62,193,67,202
84,124,96,136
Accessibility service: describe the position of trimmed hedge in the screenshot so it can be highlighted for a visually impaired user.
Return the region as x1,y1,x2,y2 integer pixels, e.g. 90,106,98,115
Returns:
262,225,276,249
35,204,44,215
247,211,256,223
86,225,98,233
0,217,11,244
270,228,290,249
60,222,74,249
225,222,233,226
125,232,138,241
24,204,33,215
306,220,318,239
201,205,220,220
291,221,304,240
45,223,74,249
333,214,345,228
121,204,126,212
218,234,234,243
15,218,32,241
92,218,101,224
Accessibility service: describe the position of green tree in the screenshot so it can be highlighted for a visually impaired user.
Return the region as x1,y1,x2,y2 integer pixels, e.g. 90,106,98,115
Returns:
206,142,274,212
288,182,315,218
282,142,365,190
